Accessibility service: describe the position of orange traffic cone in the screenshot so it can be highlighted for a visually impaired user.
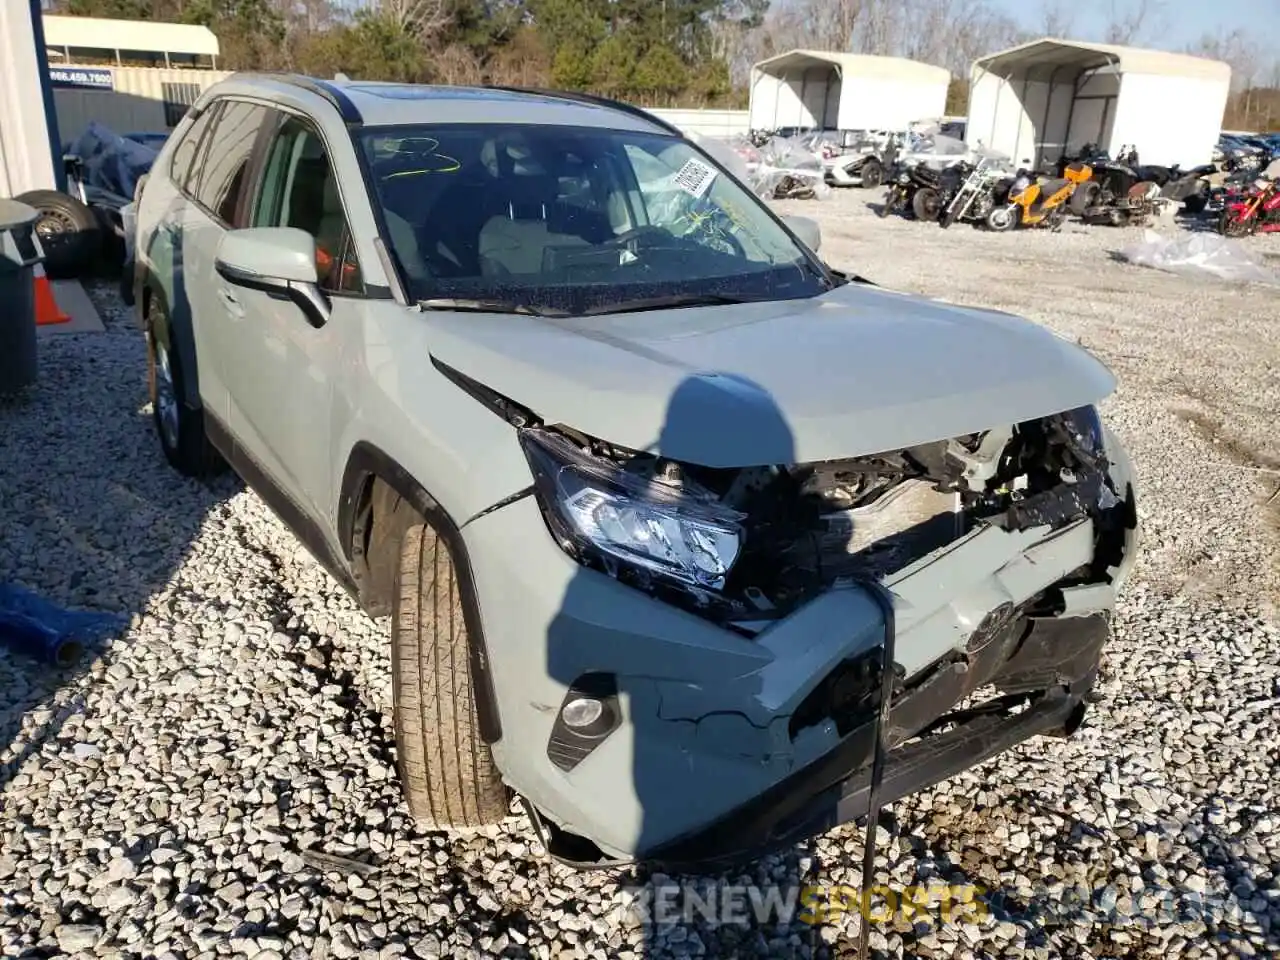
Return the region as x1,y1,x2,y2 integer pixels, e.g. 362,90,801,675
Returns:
33,263,71,326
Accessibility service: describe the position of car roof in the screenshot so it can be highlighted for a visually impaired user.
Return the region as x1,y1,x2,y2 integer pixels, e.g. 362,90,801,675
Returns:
202,74,679,137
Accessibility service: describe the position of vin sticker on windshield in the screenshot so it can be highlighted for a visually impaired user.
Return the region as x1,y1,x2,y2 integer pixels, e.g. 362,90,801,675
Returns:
672,158,717,198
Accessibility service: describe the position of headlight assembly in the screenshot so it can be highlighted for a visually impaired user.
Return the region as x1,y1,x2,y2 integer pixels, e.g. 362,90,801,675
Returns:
520,429,744,590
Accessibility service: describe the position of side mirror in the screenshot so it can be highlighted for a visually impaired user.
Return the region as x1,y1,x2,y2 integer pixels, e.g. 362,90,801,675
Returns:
215,227,330,328
783,214,822,254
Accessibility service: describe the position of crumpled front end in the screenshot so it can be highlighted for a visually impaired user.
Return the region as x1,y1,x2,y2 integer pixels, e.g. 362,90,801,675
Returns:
464,405,1139,866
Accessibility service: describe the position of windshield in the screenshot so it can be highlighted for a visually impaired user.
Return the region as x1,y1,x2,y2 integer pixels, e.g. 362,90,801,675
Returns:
360,124,827,314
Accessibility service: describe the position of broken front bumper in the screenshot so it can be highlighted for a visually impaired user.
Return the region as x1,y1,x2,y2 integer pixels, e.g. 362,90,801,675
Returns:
462,437,1138,867
646,613,1106,872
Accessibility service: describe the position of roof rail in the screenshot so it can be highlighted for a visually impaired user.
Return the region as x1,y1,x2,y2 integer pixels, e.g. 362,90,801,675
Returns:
266,74,362,124
486,87,684,137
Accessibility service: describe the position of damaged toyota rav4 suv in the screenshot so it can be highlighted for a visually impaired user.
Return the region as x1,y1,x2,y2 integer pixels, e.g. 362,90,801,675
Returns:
134,75,1139,869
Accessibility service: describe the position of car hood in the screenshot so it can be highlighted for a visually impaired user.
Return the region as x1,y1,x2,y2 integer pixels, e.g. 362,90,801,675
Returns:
424,283,1115,468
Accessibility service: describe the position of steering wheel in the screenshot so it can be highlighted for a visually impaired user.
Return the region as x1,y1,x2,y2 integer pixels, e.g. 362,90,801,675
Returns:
611,222,746,259
698,224,746,258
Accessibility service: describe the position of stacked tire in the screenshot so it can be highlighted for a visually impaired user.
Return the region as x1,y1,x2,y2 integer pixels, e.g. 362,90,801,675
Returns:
13,189,100,279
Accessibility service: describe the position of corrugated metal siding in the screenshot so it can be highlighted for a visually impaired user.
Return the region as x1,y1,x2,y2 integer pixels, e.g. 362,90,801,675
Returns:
0,1,59,195
53,67,229,140
648,108,751,138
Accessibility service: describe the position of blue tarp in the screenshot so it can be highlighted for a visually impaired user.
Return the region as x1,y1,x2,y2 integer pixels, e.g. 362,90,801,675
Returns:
64,121,167,205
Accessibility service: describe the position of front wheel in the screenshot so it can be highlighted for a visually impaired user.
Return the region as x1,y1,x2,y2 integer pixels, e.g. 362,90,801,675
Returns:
912,187,942,222
1218,210,1253,238
1070,181,1099,217
393,523,510,829
860,159,884,189
986,205,1019,231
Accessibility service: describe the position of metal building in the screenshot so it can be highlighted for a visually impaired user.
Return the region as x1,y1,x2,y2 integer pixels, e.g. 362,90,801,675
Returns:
749,50,952,134
965,38,1232,169
43,14,226,137
43,14,220,69
0,0,62,196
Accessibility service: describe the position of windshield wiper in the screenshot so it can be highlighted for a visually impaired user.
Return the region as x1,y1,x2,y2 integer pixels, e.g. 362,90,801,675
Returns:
578,293,756,316
418,297,567,317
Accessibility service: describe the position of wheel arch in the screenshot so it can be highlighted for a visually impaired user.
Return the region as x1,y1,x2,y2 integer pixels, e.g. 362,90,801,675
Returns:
337,440,503,744
140,270,203,411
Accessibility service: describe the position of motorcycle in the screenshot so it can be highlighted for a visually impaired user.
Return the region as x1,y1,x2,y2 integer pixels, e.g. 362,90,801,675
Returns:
986,162,1093,231
1218,177,1280,236
916,161,972,222
879,161,937,218
1063,145,1138,216
939,156,1014,228
1080,180,1169,227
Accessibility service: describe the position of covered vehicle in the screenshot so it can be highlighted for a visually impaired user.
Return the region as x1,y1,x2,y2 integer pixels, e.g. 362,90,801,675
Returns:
14,122,165,278
132,76,1140,869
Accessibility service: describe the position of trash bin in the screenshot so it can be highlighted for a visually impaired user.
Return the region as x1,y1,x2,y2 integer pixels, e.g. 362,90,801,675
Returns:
0,199,45,394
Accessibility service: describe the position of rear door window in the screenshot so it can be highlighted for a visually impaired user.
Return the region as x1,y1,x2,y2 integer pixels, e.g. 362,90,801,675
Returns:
167,101,220,194
190,100,273,227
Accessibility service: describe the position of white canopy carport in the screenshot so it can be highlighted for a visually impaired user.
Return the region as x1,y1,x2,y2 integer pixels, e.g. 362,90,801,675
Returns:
749,50,951,134
43,14,220,66
966,38,1230,170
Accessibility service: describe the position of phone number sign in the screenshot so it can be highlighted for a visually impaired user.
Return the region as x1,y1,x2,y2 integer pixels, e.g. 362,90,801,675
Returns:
49,67,115,90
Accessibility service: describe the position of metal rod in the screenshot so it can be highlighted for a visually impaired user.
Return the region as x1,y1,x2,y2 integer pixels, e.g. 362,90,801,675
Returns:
1041,64,1064,168
856,582,898,960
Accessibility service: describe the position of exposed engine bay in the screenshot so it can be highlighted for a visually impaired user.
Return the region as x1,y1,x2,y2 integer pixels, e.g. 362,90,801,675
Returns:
533,407,1128,632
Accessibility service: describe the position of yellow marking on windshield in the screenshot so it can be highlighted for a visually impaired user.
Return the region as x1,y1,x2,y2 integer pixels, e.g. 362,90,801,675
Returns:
378,136,461,176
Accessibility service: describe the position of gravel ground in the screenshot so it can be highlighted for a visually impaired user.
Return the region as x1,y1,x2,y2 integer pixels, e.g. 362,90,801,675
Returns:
2,199,1278,960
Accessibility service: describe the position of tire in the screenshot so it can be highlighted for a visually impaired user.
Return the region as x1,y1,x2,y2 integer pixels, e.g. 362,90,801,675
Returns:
393,523,510,829
860,159,883,189
1218,211,1253,238
912,187,942,222
146,300,223,477
15,189,101,280
986,205,1018,231
1069,182,1099,217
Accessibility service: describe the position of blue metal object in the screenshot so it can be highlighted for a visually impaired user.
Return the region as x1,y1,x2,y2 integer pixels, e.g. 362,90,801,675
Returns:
0,583,124,667
27,0,66,194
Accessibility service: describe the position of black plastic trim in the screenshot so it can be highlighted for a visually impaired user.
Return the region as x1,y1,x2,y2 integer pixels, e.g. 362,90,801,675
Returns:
205,413,359,599
270,74,363,125
336,441,503,744
644,614,1109,872
215,260,331,329
485,86,684,137
546,673,621,772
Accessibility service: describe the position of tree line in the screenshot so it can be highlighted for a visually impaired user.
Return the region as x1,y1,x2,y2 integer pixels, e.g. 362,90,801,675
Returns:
51,0,1280,130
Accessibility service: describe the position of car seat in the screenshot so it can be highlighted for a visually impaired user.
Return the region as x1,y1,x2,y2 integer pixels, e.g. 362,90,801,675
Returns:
477,173,589,276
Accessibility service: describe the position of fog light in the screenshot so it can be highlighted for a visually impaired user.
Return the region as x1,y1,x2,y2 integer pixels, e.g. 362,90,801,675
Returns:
561,697,603,729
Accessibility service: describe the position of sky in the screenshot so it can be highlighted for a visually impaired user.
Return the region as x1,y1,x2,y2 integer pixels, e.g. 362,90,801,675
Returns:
988,0,1280,53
